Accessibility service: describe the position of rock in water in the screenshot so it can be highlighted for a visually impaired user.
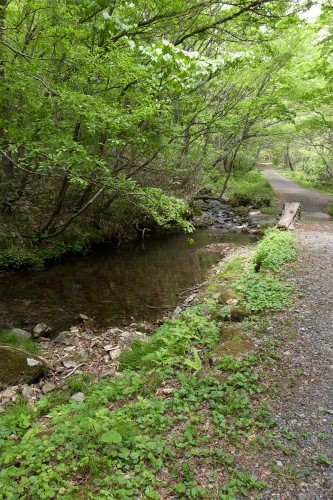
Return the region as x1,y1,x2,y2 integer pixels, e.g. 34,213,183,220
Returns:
33,323,49,338
0,346,48,388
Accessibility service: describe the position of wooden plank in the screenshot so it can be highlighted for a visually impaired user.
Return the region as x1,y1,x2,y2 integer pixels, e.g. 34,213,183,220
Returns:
277,202,301,230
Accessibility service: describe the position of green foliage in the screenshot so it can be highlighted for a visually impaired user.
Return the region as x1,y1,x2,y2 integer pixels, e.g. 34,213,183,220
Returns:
228,170,274,207
235,271,291,313
314,454,331,465
119,306,219,371
253,227,297,271
0,331,39,355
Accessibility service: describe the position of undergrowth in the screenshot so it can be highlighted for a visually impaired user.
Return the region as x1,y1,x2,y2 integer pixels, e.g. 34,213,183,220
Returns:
0,229,297,499
227,170,274,208
0,331,39,355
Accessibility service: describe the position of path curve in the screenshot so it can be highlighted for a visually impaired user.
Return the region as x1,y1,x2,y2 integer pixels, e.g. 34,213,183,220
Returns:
261,166,333,221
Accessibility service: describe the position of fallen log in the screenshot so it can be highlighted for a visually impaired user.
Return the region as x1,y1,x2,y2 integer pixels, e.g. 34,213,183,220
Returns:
277,202,301,230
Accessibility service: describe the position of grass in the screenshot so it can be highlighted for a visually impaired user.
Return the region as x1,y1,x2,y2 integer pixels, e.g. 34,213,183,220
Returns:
0,229,298,499
0,331,39,355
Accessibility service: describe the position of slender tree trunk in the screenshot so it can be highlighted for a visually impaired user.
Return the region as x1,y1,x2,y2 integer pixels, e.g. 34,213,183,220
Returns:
0,0,15,213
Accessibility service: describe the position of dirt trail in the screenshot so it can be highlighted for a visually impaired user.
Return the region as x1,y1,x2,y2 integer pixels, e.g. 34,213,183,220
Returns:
261,165,333,221
254,170,333,499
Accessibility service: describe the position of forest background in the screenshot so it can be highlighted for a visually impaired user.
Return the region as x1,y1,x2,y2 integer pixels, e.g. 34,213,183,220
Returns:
0,0,333,268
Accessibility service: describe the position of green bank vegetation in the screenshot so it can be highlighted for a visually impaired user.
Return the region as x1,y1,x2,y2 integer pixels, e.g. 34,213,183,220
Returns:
0,228,297,498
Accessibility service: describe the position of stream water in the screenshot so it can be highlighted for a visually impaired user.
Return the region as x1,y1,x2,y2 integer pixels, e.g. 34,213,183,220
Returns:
0,228,255,334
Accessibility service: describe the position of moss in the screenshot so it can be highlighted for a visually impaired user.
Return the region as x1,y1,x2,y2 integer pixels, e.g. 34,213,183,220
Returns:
0,346,47,388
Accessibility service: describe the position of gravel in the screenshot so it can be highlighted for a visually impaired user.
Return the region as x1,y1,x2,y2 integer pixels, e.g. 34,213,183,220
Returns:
262,168,333,221
252,221,333,499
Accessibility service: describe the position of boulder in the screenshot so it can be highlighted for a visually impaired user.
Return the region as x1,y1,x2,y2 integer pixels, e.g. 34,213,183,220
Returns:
9,328,32,340
0,346,48,388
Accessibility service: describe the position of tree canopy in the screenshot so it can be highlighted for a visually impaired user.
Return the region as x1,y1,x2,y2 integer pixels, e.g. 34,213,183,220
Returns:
0,0,331,263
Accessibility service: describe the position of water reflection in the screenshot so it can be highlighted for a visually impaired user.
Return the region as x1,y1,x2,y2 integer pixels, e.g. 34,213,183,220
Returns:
0,229,255,332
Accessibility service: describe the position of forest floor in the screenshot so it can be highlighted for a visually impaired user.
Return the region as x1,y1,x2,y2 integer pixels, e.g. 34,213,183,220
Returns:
250,168,333,499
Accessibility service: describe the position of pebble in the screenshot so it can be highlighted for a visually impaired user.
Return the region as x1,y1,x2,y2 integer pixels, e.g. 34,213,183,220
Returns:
103,344,115,351
62,360,78,369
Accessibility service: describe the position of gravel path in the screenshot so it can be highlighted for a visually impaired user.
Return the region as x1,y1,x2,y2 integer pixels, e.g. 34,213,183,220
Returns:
261,166,333,221
251,171,333,498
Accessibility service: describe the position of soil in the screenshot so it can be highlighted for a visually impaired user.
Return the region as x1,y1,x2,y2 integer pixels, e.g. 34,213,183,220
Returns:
248,169,333,499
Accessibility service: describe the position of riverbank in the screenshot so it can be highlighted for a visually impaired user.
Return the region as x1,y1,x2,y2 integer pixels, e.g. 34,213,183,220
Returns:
0,228,297,498
0,169,274,271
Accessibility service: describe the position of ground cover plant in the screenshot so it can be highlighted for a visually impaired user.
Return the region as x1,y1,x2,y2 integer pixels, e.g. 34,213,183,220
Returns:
0,229,297,498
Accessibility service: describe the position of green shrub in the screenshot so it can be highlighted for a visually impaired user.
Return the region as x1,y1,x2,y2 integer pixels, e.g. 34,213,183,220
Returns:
120,306,219,371
228,170,273,207
253,228,297,271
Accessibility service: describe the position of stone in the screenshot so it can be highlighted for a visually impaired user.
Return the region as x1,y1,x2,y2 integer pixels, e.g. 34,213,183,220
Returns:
120,331,132,340
0,387,18,401
71,392,85,402
103,344,115,351
42,383,56,394
276,461,283,467
62,360,78,369
52,332,68,344
173,306,182,317
33,323,49,338
110,347,122,361
22,385,41,400
78,314,89,321
9,328,31,340
107,327,123,335
0,346,48,388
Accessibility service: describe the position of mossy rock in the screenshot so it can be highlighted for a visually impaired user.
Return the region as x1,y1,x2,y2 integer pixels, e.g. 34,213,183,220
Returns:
0,346,48,388
229,305,249,321
216,290,239,305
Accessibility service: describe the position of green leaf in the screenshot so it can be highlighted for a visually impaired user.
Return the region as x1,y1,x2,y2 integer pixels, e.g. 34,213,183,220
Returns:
100,430,123,444
176,483,186,493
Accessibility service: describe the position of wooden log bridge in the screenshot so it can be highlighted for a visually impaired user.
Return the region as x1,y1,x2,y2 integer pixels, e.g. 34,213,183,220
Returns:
277,202,301,230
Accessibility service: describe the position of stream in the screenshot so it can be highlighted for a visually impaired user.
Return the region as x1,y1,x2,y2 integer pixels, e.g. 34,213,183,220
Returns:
0,228,256,334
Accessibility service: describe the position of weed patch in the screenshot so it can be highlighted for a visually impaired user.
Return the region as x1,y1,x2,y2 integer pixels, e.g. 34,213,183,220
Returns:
0,331,39,355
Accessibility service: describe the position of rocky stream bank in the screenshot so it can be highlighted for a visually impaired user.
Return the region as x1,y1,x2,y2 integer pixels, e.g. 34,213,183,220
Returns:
0,200,274,411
